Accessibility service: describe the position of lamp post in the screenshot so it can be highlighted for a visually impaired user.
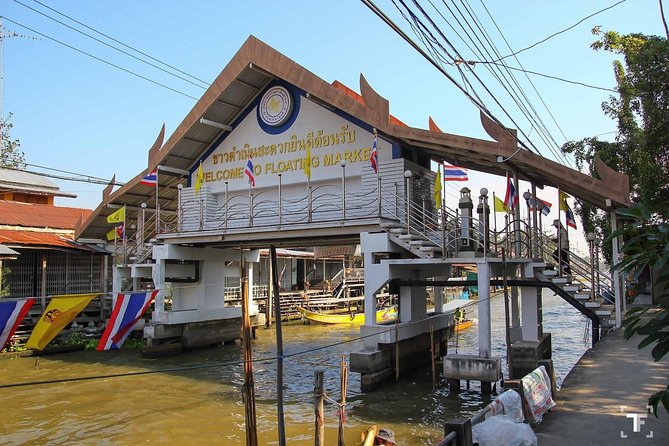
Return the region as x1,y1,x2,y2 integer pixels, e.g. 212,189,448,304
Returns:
404,170,413,233
478,188,489,256
587,232,596,301
523,191,532,258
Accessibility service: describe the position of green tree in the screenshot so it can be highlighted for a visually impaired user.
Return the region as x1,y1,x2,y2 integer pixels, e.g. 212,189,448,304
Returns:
561,30,669,264
1,113,26,169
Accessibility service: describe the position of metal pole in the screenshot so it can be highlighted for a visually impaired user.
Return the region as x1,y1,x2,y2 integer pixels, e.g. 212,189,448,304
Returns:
270,246,286,446
589,238,596,301
249,184,253,227
556,185,563,276
308,178,312,223
531,183,539,257
377,171,382,217
394,182,399,220
341,163,346,220
278,174,282,225
405,174,412,233
242,253,259,446
155,168,160,234
513,171,521,257
224,182,229,230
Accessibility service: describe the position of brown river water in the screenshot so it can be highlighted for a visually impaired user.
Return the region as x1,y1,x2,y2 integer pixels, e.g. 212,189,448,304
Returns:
0,291,589,445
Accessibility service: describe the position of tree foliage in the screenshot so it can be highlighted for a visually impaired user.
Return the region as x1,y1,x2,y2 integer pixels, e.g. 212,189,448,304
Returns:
1,113,26,169
561,30,669,264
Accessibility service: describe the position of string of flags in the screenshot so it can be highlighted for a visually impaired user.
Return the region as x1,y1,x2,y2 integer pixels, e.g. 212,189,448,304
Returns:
0,291,159,352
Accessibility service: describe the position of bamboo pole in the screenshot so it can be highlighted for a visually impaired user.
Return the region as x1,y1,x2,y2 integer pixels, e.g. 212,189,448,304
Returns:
337,355,348,446
270,246,286,446
361,425,379,446
314,370,325,446
241,254,258,446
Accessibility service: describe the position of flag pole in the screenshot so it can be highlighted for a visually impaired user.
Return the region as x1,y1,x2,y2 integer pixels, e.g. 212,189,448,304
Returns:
557,185,562,276
122,205,127,265
375,128,381,217
492,191,498,249
155,167,160,234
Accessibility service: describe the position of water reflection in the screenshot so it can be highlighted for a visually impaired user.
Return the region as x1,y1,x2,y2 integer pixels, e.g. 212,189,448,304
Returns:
0,290,589,445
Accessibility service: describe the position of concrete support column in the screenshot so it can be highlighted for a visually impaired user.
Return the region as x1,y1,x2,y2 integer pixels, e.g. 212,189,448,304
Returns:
132,277,141,292
399,286,427,322
520,286,541,341
510,286,520,327
477,262,491,358
434,274,451,313
610,207,624,328
152,259,166,322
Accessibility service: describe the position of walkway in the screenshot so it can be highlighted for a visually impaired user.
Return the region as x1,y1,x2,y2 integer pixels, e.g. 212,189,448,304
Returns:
534,328,669,445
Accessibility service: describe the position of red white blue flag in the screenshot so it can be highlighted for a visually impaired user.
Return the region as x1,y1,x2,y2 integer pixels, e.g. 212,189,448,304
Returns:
0,298,35,350
565,206,577,229
245,159,255,187
443,164,468,181
504,175,518,211
528,195,552,216
140,169,158,186
370,133,378,174
96,290,158,351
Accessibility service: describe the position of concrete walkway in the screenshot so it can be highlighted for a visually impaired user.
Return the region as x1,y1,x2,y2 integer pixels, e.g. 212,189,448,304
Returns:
534,329,669,445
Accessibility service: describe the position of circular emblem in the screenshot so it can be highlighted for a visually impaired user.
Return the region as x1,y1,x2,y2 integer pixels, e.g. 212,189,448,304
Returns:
259,86,293,127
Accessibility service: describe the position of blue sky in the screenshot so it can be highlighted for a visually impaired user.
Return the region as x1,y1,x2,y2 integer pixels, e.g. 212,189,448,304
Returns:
1,0,664,251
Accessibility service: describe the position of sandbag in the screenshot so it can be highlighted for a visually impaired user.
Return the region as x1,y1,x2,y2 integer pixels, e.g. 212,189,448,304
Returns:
472,415,537,446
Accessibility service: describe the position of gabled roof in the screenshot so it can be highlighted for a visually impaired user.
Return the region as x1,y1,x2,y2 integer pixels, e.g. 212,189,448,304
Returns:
77,35,630,240
0,200,91,230
0,167,77,198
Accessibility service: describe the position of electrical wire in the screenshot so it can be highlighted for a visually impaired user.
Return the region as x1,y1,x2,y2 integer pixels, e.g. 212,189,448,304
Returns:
0,163,124,186
29,0,210,87
11,0,209,90
1,16,200,101
481,0,629,63
0,292,491,389
484,62,616,93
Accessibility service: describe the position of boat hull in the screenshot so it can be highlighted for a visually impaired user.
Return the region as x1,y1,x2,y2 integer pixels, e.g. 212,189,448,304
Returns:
297,307,396,325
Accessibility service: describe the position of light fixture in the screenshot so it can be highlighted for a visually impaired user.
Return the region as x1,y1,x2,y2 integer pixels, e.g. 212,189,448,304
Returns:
200,118,233,131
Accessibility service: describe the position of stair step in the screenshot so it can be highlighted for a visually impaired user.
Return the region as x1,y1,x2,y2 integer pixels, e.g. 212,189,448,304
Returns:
398,234,415,241
596,305,614,317
563,285,580,293
552,277,572,285
530,261,547,269
389,228,405,235
584,301,601,309
419,246,439,252
541,269,558,277
575,293,591,301
409,240,426,246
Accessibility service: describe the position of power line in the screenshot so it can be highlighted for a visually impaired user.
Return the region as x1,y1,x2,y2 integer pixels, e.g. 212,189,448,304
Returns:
482,0,628,63
0,163,123,186
12,0,209,90
31,0,210,86
483,62,616,92
1,16,200,101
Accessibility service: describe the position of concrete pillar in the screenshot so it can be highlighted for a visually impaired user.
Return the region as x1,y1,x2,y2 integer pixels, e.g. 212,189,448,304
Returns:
247,261,256,313
610,208,623,328
520,286,540,341
434,286,444,313
399,286,427,322
152,259,166,322
510,286,520,326
477,262,491,358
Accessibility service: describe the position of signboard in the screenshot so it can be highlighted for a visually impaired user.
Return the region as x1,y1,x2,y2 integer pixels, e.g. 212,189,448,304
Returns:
192,85,388,194
313,245,360,259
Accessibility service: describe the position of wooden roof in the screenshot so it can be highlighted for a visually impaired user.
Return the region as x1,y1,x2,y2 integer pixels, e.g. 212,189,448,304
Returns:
77,35,629,240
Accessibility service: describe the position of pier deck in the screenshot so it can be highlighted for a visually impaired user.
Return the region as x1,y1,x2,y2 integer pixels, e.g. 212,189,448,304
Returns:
534,329,669,445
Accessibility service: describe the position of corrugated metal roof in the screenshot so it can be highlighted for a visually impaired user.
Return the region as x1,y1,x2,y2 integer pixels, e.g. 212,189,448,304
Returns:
0,167,77,198
0,201,92,230
0,243,19,258
0,229,94,251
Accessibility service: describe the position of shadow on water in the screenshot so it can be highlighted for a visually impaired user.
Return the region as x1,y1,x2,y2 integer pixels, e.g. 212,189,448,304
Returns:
0,290,590,445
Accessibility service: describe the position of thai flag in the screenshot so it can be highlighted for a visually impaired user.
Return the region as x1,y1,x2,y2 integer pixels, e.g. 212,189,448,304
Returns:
504,175,518,211
245,159,255,187
96,290,158,351
370,134,378,174
0,298,35,350
565,206,577,229
140,169,157,186
529,196,552,216
443,164,468,181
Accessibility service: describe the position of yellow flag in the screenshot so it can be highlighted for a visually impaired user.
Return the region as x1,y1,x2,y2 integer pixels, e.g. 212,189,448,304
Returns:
106,206,125,224
304,144,311,179
195,162,204,193
434,169,442,210
25,294,98,350
494,195,509,214
559,191,570,211
106,227,118,241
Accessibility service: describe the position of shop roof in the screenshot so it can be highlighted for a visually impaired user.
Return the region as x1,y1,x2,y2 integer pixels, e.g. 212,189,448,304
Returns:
0,167,77,198
0,229,96,252
0,201,91,230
